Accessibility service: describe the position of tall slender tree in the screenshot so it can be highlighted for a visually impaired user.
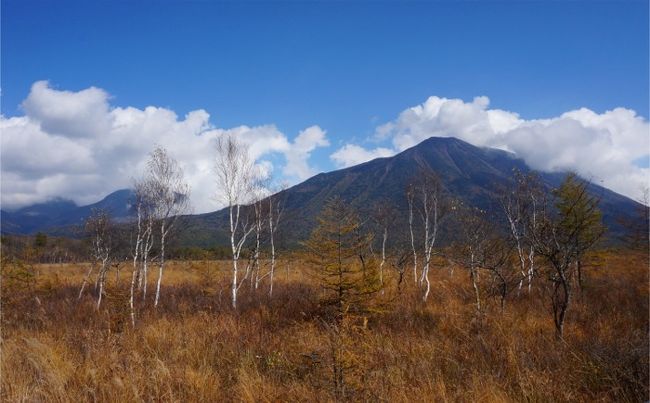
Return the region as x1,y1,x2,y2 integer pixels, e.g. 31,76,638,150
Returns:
147,146,191,307
215,134,256,309
407,168,449,301
498,170,542,292
79,208,113,309
371,200,397,286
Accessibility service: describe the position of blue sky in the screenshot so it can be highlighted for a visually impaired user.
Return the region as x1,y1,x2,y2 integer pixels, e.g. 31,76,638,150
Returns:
2,1,649,212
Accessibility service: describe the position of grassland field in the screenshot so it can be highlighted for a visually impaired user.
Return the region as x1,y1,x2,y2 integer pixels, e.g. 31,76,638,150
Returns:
1,251,648,402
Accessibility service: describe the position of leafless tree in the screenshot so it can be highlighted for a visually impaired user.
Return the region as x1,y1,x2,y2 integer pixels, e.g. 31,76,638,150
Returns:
140,207,155,300
407,169,449,301
127,147,189,324
498,171,543,293
406,184,418,285
248,181,271,292
146,146,191,307
79,209,112,309
247,185,286,297
130,179,156,306
451,207,487,312
252,197,265,291
371,200,397,286
215,134,256,309
266,189,284,297
452,207,513,311
251,185,286,297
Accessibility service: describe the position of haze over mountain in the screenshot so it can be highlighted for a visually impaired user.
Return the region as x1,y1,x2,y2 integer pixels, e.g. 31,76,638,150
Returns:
1,137,641,246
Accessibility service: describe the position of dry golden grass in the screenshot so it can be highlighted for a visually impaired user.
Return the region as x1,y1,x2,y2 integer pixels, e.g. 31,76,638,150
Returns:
1,252,648,402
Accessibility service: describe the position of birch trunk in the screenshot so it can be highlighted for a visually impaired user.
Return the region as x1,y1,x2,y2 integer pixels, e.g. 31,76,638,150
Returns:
154,223,166,307
78,263,95,300
269,218,276,297
230,204,239,309
379,227,387,285
408,195,418,284
130,266,138,327
97,257,109,309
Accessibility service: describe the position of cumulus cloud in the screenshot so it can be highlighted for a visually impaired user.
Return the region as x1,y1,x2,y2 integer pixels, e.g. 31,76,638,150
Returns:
331,144,394,168
4,82,648,214
1,81,330,213
284,126,330,179
331,95,649,201
22,81,112,138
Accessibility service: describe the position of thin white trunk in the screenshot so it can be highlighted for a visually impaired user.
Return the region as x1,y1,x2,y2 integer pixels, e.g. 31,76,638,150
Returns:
78,263,95,299
408,196,418,284
471,268,481,312
130,265,137,327
154,223,166,307
230,204,239,309
528,195,538,292
96,256,109,309
420,192,429,286
141,221,154,301
422,272,431,302
229,203,254,309
231,256,238,309
505,213,527,293
133,203,143,280
379,227,387,285
269,214,276,298
253,221,261,290
420,193,438,302
97,278,103,308
528,246,535,292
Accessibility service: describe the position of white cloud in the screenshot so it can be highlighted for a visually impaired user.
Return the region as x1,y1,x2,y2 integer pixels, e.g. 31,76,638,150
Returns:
331,95,649,201
1,81,330,213
284,126,329,179
22,81,111,138
331,144,394,168
4,82,647,215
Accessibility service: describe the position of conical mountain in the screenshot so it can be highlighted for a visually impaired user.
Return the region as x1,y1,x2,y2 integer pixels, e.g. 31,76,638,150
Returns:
184,136,640,247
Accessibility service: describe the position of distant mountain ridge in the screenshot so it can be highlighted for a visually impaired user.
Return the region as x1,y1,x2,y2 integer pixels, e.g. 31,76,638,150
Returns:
1,137,642,246
1,189,134,235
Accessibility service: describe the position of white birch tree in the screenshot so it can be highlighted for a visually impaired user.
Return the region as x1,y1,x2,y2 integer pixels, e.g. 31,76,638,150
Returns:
406,184,418,285
498,171,547,293
215,134,256,309
371,200,397,286
266,189,284,297
146,146,190,307
129,179,156,325
408,169,448,301
79,208,112,309
128,147,189,324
